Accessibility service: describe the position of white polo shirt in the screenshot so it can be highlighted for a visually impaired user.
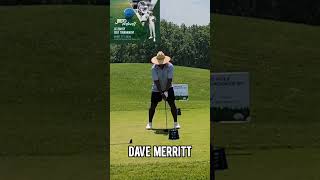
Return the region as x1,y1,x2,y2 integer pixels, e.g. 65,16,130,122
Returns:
151,63,174,92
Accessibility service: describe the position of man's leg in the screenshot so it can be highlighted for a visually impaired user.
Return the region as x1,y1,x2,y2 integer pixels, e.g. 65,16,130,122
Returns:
147,91,161,130
149,24,153,39
167,100,177,122
167,87,180,128
149,102,158,123
149,22,155,39
168,100,180,129
152,23,156,42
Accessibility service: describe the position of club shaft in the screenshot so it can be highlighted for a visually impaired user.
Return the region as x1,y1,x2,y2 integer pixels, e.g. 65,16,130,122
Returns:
165,101,167,129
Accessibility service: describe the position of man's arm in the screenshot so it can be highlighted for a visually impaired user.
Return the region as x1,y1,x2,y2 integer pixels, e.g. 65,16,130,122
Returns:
164,64,174,92
165,79,172,92
154,80,167,100
154,80,162,92
152,67,162,92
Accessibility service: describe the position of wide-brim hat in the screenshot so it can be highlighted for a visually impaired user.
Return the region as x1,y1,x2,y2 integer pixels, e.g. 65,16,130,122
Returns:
151,51,171,65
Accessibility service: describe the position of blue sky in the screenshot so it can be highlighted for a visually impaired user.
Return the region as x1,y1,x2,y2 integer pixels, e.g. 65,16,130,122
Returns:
160,0,210,26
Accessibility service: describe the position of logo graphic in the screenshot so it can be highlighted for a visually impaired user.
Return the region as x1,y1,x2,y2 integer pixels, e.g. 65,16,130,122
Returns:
124,8,135,19
110,0,160,43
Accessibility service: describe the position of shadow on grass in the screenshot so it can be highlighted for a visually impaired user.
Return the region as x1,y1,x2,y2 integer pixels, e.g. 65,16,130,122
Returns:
110,143,129,146
152,128,173,136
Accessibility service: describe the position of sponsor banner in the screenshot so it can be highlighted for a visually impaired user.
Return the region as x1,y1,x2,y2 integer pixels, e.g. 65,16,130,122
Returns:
211,72,250,122
173,84,189,101
110,0,160,43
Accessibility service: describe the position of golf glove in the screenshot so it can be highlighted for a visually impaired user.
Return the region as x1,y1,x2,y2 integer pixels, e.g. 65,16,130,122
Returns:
163,91,168,98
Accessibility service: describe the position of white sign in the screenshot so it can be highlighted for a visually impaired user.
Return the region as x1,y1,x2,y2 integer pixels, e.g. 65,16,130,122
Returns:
173,84,189,101
211,72,250,122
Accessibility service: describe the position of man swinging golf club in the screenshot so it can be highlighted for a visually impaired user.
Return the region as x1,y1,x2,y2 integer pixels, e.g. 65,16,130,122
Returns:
146,51,180,130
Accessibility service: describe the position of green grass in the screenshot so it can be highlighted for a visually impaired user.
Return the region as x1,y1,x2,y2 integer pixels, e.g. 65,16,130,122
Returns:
0,5,108,179
2,5,320,179
213,14,320,179
110,63,210,179
111,63,210,111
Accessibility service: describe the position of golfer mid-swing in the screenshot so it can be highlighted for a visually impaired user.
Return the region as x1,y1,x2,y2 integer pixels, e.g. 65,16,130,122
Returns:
146,51,180,130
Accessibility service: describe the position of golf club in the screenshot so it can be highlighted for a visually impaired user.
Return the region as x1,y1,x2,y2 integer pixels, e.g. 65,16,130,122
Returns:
164,100,168,132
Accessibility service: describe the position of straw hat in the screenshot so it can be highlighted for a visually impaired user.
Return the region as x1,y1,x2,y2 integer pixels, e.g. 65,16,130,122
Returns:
151,51,171,65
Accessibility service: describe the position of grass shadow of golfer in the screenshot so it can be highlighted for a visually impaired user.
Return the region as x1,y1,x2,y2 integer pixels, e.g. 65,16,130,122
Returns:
152,128,173,136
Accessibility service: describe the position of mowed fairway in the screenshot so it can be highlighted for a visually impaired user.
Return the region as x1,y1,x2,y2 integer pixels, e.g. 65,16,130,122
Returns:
0,6,108,179
212,15,320,179
110,64,210,179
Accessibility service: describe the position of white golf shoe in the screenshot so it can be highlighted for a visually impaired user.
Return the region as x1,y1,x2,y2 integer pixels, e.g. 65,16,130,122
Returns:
146,122,152,130
174,122,180,129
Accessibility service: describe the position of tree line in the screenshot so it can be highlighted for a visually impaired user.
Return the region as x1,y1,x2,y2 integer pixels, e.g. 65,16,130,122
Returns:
111,20,210,69
212,0,320,25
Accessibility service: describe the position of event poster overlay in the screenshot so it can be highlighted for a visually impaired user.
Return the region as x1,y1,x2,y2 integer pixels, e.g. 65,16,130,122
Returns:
211,72,251,122
110,0,160,43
